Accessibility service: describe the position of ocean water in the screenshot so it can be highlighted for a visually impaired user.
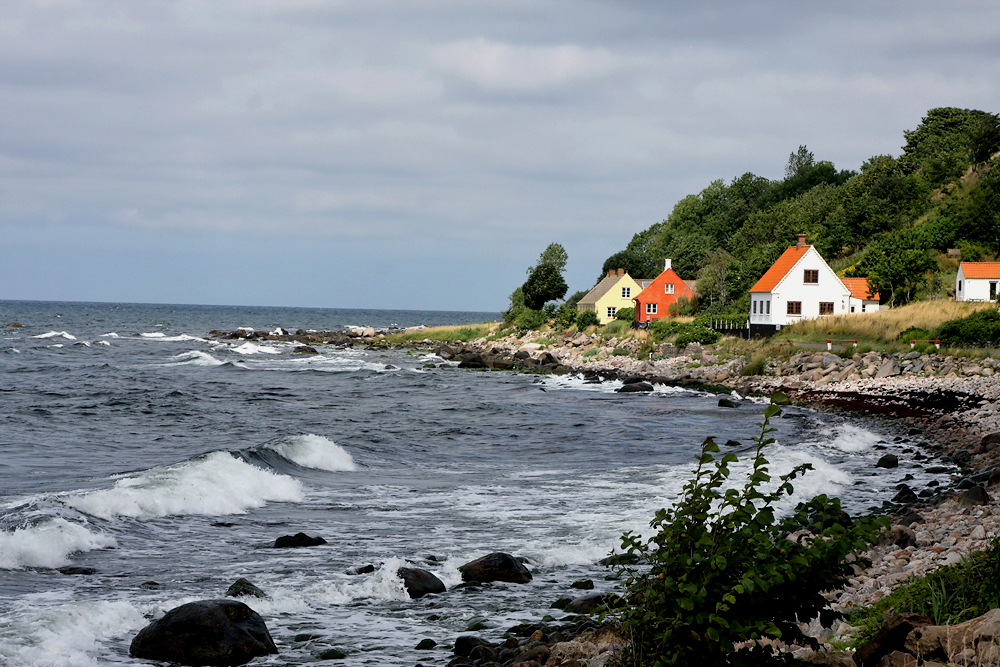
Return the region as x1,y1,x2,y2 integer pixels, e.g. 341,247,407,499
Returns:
0,301,951,667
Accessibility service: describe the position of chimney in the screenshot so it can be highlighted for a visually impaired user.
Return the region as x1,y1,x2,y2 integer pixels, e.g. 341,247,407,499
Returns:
664,258,672,271
796,233,807,248
608,269,614,278
617,268,624,276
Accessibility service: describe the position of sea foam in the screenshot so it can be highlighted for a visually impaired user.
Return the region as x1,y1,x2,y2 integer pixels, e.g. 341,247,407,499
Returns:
232,342,281,355
267,434,357,471
33,331,76,340
166,351,224,367
64,452,304,520
0,518,117,569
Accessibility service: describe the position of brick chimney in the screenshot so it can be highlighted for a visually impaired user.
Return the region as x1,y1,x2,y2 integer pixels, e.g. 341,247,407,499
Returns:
608,269,614,278
796,233,807,248
617,268,624,276
664,258,672,271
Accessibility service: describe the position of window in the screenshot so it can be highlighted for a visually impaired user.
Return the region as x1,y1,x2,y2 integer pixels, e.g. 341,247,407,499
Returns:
621,287,631,298
804,270,819,284
851,306,855,313
753,300,757,314
787,301,802,315
766,300,770,314
819,302,834,314
959,280,963,292
665,283,674,294
862,304,866,313
645,303,657,314
607,307,617,319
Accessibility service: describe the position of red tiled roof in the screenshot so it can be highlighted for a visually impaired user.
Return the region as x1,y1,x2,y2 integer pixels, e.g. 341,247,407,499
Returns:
961,262,1000,279
748,245,810,293
841,277,877,301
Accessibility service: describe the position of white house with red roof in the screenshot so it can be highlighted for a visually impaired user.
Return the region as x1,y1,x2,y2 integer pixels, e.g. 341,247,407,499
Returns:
956,262,1000,301
748,234,851,337
841,277,881,313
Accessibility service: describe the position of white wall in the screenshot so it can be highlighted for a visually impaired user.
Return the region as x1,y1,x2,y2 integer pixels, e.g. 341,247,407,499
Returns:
749,247,850,327
956,266,999,302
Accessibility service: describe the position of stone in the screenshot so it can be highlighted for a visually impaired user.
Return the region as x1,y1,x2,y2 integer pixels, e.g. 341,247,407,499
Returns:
397,567,446,599
226,578,265,598
454,635,491,657
718,398,740,408
570,579,594,590
346,564,376,575
957,485,990,506
292,346,319,354
58,566,96,575
436,345,456,360
895,511,924,526
891,486,918,504
129,599,277,666
876,454,899,469
459,552,532,584
563,592,619,614
318,648,347,659
724,439,743,448
6,322,21,327
879,525,916,549
875,359,902,379
854,612,932,667
273,532,327,548
458,354,487,369
415,638,437,650
617,382,653,393
982,433,1000,451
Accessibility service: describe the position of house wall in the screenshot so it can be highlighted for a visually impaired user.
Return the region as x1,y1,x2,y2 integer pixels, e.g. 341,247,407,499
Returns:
633,269,695,322
593,276,642,323
749,247,850,328
956,267,1000,302
848,297,880,313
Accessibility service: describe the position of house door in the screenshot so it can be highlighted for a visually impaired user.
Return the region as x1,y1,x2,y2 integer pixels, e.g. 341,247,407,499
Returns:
992,282,998,301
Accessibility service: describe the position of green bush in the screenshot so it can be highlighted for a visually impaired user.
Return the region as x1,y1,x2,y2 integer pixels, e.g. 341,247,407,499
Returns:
513,308,547,331
648,319,720,346
647,318,682,342
739,355,768,376
937,308,1000,347
601,320,630,336
897,326,930,342
576,310,600,329
612,347,629,356
554,304,578,329
609,396,885,667
615,307,636,321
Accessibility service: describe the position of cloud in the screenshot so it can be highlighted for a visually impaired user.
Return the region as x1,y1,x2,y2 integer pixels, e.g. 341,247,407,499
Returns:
431,38,617,92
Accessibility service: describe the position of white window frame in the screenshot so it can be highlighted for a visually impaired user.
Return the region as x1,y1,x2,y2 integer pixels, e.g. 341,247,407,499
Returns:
665,283,674,294
621,287,631,298
646,303,657,315
607,306,617,319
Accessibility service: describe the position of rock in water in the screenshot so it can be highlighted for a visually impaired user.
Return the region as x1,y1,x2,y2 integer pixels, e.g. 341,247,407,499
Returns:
876,454,899,469
718,398,740,408
617,382,653,393
273,532,326,548
129,599,277,666
226,578,266,598
397,567,446,598
458,552,532,584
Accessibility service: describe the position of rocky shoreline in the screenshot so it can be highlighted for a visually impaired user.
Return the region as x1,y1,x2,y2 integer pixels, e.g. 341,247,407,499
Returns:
207,326,1000,665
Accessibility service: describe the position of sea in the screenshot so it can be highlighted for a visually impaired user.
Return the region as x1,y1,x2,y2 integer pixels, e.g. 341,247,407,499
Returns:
0,300,953,667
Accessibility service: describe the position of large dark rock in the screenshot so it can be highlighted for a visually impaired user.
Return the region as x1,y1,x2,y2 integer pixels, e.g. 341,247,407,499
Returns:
129,599,277,666
982,432,1000,451
454,635,491,657
563,592,621,614
273,532,327,548
292,346,319,355
853,612,931,667
878,525,916,549
58,566,96,575
617,382,653,393
458,552,532,584
436,344,456,360
876,454,899,469
891,485,918,504
397,567,446,598
958,484,991,506
458,354,487,369
718,398,740,408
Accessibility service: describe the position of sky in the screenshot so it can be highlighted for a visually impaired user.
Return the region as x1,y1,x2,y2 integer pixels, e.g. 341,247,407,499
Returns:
1,1,999,313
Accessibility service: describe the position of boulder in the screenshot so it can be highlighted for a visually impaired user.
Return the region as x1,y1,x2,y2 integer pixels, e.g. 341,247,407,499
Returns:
397,567,446,599
58,566,96,575
292,346,319,355
273,532,327,548
982,433,1000,452
879,525,917,549
853,612,932,667
458,552,532,584
891,486,918,504
563,592,621,615
458,354,487,369
617,382,653,393
957,484,990,506
718,398,740,408
129,599,277,666
454,635,491,657
875,359,902,379
876,454,899,469
436,345,456,360
6,322,21,327
226,578,265,598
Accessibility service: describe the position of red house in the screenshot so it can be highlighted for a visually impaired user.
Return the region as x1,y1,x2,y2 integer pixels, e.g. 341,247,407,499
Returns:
633,259,696,323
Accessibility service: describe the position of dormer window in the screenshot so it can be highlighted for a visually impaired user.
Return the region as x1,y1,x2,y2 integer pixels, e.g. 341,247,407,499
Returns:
804,270,819,284
665,283,674,294
621,287,631,298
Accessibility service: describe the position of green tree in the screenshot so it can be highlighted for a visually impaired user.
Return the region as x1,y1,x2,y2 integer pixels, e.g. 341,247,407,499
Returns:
521,263,568,310
534,242,568,274
697,248,733,307
847,235,935,306
969,112,1000,170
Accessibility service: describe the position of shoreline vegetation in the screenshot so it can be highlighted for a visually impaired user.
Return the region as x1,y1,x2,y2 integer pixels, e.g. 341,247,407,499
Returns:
207,304,1000,665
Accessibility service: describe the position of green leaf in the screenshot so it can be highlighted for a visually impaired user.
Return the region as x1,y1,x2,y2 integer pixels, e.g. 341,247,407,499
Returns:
770,392,790,405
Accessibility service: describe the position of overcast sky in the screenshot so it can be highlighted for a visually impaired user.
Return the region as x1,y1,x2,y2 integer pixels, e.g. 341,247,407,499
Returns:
1,1,998,313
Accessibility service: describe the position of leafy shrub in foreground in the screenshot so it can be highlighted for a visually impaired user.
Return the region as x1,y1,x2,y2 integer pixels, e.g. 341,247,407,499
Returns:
937,308,1000,347
608,396,886,667
576,310,600,329
615,307,636,321
512,308,547,331
647,320,720,346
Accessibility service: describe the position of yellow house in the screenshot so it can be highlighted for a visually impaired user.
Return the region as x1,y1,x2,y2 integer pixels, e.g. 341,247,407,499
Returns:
577,269,643,324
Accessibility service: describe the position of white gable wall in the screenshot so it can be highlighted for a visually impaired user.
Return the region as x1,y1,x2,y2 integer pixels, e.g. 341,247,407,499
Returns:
749,247,851,328
956,266,1000,302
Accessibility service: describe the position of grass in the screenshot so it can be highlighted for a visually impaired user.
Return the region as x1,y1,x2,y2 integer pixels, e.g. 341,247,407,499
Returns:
383,322,501,344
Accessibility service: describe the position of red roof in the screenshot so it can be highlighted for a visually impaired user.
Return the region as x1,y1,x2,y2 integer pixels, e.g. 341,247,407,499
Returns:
961,262,1000,279
841,277,877,301
748,245,810,293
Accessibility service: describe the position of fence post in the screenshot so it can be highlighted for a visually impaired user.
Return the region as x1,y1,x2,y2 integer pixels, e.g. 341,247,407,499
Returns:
910,340,915,349
826,339,832,351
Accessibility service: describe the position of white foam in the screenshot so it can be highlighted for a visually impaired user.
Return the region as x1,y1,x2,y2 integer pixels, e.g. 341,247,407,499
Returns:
100,332,119,338
306,557,411,604
267,434,357,471
50,344,64,348
824,423,880,453
33,331,76,340
232,342,281,355
141,333,205,342
0,518,117,569
64,452,304,520
96,341,110,347
0,599,145,667
166,351,224,366
73,341,91,347
140,332,166,338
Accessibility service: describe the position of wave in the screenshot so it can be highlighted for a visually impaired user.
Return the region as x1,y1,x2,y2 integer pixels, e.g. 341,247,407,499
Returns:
0,518,116,569
232,342,281,355
33,331,76,340
141,333,206,342
101,332,119,338
264,434,357,471
64,452,303,520
166,351,224,366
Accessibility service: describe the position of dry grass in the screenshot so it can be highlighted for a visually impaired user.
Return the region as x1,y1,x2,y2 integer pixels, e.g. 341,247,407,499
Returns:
779,301,995,344
383,322,501,343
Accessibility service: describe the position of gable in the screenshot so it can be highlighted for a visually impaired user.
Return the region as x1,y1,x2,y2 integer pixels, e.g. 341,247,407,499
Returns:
636,268,696,301
961,262,1000,280
749,246,810,293
578,274,640,306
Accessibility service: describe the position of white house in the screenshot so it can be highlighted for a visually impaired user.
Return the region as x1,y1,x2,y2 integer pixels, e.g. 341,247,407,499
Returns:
956,262,1000,302
748,234,851,337
841,277,881,313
